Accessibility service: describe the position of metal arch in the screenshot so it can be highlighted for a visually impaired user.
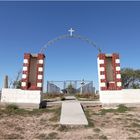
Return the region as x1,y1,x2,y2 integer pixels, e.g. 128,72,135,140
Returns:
40,34,102,53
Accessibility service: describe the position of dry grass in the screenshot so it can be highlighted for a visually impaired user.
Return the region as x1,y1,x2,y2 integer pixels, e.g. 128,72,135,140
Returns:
83,105,140,139
0,104,140,139
76,93,99,101
42,93,63,101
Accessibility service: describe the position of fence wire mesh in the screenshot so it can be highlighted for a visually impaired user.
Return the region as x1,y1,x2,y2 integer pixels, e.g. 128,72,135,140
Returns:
47,80,95,94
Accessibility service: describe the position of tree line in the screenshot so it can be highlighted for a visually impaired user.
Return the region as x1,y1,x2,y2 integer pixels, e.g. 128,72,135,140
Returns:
121,68,140,89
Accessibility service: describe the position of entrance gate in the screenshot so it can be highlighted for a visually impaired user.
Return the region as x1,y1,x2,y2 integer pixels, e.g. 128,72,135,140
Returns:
47,80,95,94
21,29,122,92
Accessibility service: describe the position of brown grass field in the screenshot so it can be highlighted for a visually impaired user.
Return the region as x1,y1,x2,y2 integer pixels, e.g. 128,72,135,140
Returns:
0,103,140,140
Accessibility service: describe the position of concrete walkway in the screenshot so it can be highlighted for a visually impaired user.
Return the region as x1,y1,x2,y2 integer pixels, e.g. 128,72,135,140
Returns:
60,96,88,125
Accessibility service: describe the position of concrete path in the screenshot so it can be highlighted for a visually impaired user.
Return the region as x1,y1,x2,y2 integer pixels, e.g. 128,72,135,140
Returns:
60,96,88,125
65,96,76,100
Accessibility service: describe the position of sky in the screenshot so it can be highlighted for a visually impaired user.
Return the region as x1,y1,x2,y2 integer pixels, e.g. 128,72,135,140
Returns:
0,1,140,90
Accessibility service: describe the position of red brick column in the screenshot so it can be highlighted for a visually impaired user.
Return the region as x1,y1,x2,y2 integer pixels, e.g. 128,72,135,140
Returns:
98,53,122,91
36,54,45,91
21,53,45,91
21,53,31,90
98,53,107,91
112,53,122,90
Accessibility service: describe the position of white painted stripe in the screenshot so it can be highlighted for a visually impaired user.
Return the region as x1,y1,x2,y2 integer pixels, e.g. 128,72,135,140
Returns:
116,66,120,71
117,82,122,87
97,57,101,91
100,75,105,79
39,59,43,64
100,82,106,87
38,75,43,80
38,67,43,72
23,66,27,71
109,81,115,84
100,67,105,71
21,82,26,87
116,74,121,79
37,83,42,87
22,74,27,79
23,59,28,64
115,59,120,63
98,59,104,64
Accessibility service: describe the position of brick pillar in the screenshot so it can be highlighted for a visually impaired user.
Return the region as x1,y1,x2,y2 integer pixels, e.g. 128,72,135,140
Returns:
21,53,45,91
97,53,122,91
112,53,122,90
21,53,31,90
36,54,45,91
97,53,107,91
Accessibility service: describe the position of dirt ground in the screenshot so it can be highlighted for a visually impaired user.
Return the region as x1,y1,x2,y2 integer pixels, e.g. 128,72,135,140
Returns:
0,104,140,140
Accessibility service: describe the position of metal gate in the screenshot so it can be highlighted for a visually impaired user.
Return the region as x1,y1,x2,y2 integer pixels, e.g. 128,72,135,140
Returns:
47,80,95,94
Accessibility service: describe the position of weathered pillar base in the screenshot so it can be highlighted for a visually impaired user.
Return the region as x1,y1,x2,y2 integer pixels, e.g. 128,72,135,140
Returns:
0,88,42,108
99,89,140,104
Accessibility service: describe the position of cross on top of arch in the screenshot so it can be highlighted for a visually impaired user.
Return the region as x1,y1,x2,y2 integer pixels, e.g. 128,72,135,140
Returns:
68,28,75,36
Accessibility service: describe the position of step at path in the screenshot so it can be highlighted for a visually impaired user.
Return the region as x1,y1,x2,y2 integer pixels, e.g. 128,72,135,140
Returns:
60,96,88,125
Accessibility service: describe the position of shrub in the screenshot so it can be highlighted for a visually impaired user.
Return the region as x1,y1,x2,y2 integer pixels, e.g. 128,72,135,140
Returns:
6,104,19,110
76,93,93,98
42,93,63,99
100,104,129,115
46,132,58,139
117,104,129,113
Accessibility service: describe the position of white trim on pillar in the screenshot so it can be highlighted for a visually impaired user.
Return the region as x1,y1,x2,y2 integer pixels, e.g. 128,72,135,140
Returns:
115,59,120,63
100,67,105,71
22,74,27,79
116,66,120,71
21,82,26,87
38,67,43,72
38,75,43,80
37,83,42,87
98,59,104,64
117,82,122,87
23,59,28,64
100,75,105,79
39,60,43,64
23,66,28,71
100,82,106,87
116,74,121,79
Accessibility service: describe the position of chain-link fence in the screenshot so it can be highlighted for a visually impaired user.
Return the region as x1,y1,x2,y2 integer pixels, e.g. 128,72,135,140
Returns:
47,80,95,94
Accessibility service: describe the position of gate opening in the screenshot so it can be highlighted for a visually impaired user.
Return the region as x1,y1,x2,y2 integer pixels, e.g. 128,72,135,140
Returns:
47,80,95,94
